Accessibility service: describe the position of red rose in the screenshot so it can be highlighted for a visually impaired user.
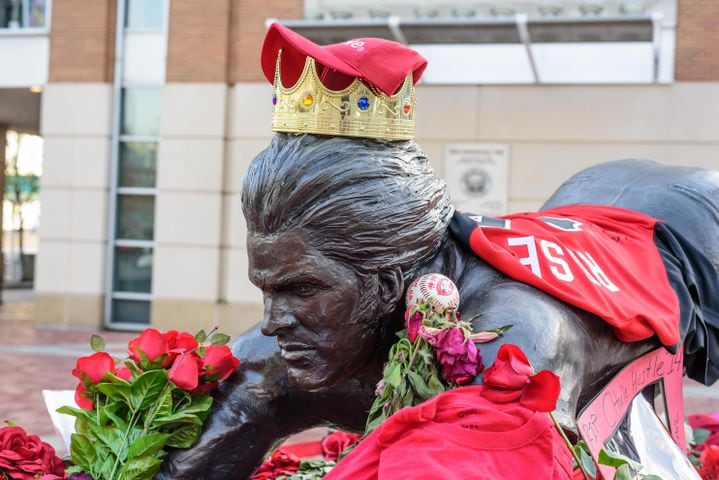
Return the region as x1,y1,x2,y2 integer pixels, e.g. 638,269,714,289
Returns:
128,328,169,364
74,382,94,410
202,345,240,381
168,352,201,391
72,352,115,384
0,426,65,480
321,430,362,462
165,330,198,353
114,366,133,381
404,308,423,343
701,445,719,480
481,344,561,412
250,449,300,480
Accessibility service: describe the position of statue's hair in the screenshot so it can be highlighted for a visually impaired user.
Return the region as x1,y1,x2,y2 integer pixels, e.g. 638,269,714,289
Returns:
241,133,453,280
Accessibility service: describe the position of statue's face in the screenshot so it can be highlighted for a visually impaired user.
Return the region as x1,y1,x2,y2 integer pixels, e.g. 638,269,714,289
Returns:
248,230,380,390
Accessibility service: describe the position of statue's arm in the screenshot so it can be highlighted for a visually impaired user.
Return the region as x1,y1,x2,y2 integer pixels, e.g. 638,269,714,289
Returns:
462,282,589,428
157,324,379,479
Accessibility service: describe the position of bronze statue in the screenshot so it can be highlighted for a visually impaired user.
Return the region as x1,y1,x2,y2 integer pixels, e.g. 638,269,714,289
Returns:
156,133,719,479
156,23,719,479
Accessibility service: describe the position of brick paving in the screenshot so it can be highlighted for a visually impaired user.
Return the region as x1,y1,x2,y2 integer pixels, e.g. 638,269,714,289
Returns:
0,289,717,458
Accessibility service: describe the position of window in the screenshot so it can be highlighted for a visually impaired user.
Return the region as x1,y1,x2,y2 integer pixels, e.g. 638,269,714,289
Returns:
126,0,165,29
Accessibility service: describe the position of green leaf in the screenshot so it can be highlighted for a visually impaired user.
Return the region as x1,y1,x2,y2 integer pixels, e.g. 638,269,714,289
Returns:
97,382,133,408
573,441,597,479
165,424,202,449
155,386,174,418
384,362,402,388
56,405,91,419
90,334,106,352
406,371,438,400
364,414,385,433
178,394,213,422
693,427,710,446
127,433,169,460
97,452,115,480
130,370,167,411
74,415,92,437
92,425,126,458
152,412,203,427
118,454,164,480
195,329,207,343
103,408,129,431
613,464,633,480
641,475,665,480
106,371,132,386
69,433,97,473
210,333,231,346
598,449,642,470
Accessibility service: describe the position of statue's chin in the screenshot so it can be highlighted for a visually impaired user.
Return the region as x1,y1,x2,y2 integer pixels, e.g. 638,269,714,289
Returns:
286,364,341,392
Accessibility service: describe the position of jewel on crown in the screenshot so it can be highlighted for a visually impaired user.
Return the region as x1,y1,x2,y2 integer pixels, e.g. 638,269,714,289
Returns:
271,50,417,141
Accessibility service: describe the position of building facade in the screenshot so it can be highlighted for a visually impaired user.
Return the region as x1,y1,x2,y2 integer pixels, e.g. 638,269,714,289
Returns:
1,0,717,333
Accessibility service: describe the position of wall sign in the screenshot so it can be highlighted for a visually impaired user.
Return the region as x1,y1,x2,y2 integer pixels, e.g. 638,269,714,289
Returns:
443,144,509,216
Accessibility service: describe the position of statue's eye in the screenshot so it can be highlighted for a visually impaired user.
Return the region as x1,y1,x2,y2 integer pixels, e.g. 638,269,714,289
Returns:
289,284,318,297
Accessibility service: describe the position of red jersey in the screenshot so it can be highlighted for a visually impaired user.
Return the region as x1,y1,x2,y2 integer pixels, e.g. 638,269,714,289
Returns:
450,205,680,347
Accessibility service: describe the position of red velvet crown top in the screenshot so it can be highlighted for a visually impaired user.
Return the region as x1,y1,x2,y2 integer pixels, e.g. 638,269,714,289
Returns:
261,22,428,96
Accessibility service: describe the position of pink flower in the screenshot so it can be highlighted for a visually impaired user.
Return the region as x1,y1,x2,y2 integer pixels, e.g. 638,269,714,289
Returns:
404,308,423,343
428,327,483,385
469,331,500,343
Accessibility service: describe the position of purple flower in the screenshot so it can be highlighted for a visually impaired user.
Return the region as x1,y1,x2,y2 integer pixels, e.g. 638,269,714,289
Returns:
431,327,483,385
68,473,94,480
404,308,423,343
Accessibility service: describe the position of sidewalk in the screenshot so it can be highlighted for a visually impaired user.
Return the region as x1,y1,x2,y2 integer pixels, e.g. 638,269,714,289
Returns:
0,289,136,453
1,289,718,456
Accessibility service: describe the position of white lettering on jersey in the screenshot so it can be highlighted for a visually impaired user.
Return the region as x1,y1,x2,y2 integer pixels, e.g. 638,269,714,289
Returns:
539,239,574,282
506,236,619,293
507,236,542,278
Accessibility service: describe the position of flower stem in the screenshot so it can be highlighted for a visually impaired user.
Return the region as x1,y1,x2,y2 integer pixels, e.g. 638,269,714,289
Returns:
406,337,424,372
550,412,590,480
108,407,142,480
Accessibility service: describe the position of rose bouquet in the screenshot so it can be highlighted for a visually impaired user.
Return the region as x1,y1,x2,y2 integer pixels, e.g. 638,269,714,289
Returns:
58,328,239,480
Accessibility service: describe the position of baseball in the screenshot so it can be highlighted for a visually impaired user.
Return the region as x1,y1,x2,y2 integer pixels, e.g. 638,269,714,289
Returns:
405,273,460,312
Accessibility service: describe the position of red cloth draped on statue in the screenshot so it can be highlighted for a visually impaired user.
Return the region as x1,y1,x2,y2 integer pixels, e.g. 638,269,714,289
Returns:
324,386,573,480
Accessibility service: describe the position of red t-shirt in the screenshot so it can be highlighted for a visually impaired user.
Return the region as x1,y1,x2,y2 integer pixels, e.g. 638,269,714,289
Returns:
325,386,573,480
450,205,680,347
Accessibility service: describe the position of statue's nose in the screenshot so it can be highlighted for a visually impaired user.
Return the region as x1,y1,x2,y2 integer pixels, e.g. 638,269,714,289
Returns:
260,296,298,336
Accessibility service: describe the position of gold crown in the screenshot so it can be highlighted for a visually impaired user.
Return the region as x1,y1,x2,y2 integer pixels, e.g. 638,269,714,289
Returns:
271,52,416,140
